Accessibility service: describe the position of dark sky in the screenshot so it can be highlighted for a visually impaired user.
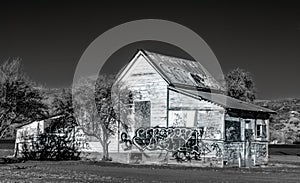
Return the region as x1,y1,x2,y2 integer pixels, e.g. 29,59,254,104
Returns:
0,1,300,100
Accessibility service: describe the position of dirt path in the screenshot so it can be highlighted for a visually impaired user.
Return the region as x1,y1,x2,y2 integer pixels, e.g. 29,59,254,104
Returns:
1,161,300,182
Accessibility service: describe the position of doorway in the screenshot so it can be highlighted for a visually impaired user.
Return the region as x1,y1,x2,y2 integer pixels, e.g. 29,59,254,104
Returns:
244,120,254,167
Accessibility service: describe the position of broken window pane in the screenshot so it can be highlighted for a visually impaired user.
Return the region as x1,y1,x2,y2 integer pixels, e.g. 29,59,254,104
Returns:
225,120,241,142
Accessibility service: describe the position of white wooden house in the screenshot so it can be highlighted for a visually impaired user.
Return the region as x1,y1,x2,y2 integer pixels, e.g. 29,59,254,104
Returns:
110,50,275,167
14,49,275,167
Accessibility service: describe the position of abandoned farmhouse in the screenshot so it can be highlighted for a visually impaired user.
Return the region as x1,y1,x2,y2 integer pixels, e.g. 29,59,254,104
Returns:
15,50,275,167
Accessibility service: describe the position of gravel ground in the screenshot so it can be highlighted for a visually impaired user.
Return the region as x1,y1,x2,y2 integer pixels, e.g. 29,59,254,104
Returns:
1,160,300,182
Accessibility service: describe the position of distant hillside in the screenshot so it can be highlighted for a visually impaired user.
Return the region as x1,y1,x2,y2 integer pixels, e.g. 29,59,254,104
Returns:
255,98,300,144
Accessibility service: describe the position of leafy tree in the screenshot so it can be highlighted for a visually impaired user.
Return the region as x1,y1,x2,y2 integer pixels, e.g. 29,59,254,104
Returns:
47,88,77,133
0,58,26,82
0,58,48,139
19,88,80,161
225,68,256,102
73,74,131,160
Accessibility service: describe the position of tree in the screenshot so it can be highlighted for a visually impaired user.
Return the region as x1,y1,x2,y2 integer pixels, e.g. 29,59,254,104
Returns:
225,68,256,102
73,74,131,160
0,58,48,139
48,88,77,133
19,88,80,161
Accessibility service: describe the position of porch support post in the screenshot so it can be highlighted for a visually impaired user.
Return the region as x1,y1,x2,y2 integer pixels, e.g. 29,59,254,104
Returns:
117,83,120,153
166,86,170,127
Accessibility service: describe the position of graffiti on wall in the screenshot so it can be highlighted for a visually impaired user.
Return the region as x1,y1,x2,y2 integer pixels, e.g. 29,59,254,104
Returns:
120,132,133,151
197,111,223,127
255,143,267,159
73,127,91,151
172,112,187,127
120,127,222,162
223,143,242,166
204,127,222,139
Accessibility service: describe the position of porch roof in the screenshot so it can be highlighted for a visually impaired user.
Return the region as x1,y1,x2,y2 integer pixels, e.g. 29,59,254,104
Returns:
171,87,276,114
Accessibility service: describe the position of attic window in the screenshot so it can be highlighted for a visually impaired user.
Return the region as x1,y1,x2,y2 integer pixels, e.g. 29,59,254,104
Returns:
190,73,205,85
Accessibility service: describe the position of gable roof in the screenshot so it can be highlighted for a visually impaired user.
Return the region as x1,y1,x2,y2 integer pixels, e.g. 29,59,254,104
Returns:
115,50,275,115
171,87,276,114
115,50,224,92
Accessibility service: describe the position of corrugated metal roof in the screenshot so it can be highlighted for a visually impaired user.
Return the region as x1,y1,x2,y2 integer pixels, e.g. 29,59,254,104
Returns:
143,50,224,91
172,87,276,113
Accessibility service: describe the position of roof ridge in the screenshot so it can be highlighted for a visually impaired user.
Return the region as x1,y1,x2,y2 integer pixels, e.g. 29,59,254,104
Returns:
142,49,197,63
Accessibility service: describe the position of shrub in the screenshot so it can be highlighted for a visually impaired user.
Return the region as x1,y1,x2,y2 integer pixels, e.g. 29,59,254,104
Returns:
21,133,80,161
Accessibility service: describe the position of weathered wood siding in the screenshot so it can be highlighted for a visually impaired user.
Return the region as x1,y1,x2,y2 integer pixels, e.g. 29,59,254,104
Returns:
104,53,169,154
15,120,45,156
119,53,169,127
168,89,225,140
169,89,224,111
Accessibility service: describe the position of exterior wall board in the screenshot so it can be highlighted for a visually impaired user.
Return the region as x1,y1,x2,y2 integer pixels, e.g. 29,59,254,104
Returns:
119,54,168,128
15,120,45,156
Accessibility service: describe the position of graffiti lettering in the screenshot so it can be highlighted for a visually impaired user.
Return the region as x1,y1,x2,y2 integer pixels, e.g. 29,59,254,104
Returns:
255,143,267,159
204,127,222,139
120,127,222,162
120,132,132,150
223,143,242,166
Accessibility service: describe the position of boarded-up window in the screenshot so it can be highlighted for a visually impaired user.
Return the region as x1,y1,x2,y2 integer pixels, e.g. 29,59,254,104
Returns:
197,110,223,128
169,111,187,127
169,111,196,127
225,120,241,142
134,101,151,128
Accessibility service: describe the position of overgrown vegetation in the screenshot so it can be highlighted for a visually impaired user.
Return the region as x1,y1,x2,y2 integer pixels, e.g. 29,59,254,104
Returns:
21,133,80,161
48,88,77,133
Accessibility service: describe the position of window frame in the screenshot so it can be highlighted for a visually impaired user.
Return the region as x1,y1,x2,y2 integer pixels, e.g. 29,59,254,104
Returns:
256,120,267,139
133,100,151,128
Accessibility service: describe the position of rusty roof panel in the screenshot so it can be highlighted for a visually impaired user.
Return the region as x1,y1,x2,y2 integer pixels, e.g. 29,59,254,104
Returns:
144,50,224,91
